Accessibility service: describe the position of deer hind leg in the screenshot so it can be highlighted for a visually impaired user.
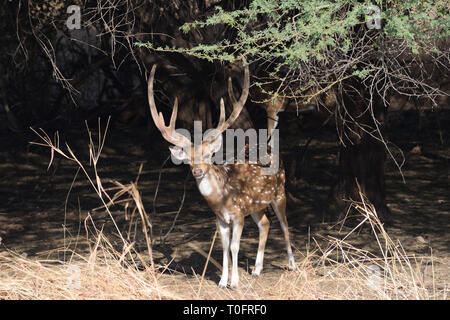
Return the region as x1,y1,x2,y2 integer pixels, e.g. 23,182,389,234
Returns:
230,216,244,289
270,198,296,270
250,210,270,276
217,219,231,288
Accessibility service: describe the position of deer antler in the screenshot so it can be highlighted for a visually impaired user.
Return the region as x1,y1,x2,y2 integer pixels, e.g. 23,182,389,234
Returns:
148,65,192,148
149,57,249,145
208,57,250,141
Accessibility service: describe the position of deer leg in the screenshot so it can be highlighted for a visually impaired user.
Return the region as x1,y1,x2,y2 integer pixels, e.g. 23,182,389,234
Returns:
250,210,270,276
271,199,296,270
230,216,244,289
217,219,231,288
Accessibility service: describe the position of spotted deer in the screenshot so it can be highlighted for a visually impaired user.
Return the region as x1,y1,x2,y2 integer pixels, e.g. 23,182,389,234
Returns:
148,62,296,289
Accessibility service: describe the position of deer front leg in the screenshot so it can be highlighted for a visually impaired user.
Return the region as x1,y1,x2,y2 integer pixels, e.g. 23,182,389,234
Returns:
217,219,230,288
250,211,270,276
230,216,244,289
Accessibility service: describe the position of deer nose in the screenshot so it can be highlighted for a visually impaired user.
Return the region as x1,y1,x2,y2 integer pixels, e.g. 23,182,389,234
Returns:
193,168,204,177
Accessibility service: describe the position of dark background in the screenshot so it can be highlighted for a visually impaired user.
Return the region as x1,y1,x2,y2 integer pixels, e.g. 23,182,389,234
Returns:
0,1,448,288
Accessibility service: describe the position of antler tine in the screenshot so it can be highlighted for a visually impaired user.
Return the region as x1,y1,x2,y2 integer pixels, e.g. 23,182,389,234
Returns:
213,57,250,137
148,65,161,128
148,65,191,147
228,57,249,107
217,97,225,128
169,97,178,132
228,77,237,104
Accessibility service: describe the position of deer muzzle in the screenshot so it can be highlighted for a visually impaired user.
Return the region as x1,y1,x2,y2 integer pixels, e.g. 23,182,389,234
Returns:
192,168,204,178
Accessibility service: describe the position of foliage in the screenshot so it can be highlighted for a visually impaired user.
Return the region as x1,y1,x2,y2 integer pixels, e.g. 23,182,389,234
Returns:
137,0,449,101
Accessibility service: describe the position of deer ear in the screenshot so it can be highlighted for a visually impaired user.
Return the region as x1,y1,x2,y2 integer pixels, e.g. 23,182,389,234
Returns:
169,146,189,161
208,134,222,154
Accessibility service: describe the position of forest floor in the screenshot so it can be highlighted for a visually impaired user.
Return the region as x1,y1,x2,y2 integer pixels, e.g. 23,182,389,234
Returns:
0,108,448,299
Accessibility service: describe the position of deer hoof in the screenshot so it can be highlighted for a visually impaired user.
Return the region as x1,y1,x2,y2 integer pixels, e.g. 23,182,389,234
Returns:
251,270,261,277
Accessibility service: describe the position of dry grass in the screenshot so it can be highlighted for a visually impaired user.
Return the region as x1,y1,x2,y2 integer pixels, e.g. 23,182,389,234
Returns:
0,121,446,300
0,216,446,300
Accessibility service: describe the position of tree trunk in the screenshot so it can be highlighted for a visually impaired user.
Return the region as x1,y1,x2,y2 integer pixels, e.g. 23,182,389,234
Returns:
328,79,390,223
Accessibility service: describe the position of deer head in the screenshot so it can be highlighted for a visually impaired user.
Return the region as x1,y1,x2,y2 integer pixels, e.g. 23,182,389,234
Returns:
147,60,249,180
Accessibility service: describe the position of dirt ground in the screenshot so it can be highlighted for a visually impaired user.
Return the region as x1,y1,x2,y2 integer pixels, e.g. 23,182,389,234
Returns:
0,108,448,299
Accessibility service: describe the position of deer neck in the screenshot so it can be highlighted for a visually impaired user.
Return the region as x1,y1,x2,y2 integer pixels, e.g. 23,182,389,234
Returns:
194,165,226,205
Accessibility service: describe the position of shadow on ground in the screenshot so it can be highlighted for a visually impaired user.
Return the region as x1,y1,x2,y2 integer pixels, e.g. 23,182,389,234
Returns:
0,109,448,288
